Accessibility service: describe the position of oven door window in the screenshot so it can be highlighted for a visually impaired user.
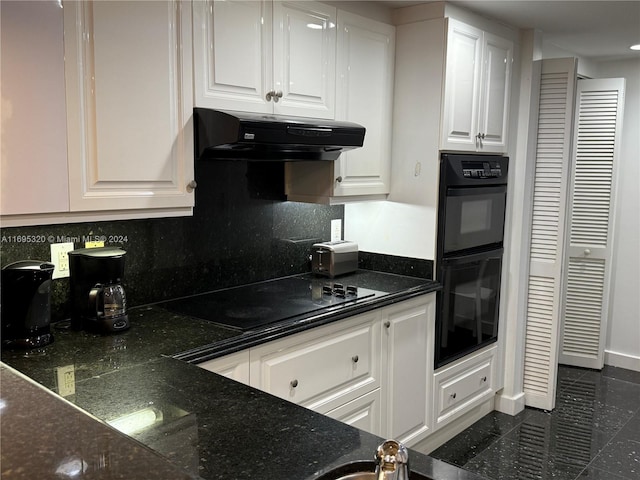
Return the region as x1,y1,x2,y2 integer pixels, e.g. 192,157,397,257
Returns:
443,186,506,254
436,252,502,368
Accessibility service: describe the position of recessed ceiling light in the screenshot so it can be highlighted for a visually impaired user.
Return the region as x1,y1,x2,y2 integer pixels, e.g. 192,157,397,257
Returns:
631,44,640,51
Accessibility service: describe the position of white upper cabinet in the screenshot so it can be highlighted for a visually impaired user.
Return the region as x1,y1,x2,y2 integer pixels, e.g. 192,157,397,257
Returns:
64,0,195,212
333,10,395,197
441,19,513,153
273,1,336,118
194,0,336,119
0,1,69,216
284,10,395,203
193,0,272,113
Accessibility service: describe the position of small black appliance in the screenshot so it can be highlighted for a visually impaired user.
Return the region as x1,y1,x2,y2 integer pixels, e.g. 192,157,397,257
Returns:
1,260,55,348
68,247,129,333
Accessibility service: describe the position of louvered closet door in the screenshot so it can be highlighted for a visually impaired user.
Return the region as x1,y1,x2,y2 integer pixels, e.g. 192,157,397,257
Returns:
559,78,625,369
523,58,577,411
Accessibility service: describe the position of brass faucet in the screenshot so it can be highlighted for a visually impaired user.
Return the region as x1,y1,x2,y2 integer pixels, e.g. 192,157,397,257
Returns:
375,440,410,480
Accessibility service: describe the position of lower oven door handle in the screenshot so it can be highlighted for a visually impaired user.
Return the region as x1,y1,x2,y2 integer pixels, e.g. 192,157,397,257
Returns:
442,248,504,266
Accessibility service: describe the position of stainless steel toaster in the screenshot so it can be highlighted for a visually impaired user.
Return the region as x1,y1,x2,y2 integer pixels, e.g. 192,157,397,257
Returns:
310,241,358,277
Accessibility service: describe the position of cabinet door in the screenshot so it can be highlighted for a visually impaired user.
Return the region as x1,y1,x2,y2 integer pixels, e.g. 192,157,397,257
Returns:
440,19,483,151
193,0,272,113
325,389,382,436
0,1,69,216
382,294,435,447
284,11,395,203
272,1,336,118
249,312,381,413
334,11,394,197
197,351,251,385
64,1,194,212
477,32,512,152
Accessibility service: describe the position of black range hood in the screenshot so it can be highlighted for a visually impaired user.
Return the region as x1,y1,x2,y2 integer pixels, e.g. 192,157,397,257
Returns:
194,108,365,161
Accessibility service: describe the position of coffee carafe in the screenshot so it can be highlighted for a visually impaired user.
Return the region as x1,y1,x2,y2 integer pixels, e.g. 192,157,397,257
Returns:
1,260,55,348
68,247,129,333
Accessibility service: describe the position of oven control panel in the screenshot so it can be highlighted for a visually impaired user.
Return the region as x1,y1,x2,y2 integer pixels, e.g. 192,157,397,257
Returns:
461,161,503,179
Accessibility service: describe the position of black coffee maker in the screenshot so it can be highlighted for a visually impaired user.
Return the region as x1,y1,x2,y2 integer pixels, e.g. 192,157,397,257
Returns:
1,260,55,348
68,247,129,333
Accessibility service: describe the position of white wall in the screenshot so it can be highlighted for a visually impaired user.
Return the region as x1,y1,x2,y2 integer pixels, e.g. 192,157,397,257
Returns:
541,39,599,78
596,58,640,371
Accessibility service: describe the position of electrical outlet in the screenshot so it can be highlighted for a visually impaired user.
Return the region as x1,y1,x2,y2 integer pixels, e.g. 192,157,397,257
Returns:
56,364,76,397
50,242,74,279
331,219,342,242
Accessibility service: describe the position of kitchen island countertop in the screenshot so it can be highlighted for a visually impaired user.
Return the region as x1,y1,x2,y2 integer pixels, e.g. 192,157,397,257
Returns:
1,270,486,480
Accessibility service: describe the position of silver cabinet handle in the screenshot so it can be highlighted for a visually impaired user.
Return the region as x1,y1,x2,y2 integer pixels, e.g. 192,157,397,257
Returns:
584,249,591,256
352,355,359,363
290,379,299,388
186,180,197,193
266,90,283,102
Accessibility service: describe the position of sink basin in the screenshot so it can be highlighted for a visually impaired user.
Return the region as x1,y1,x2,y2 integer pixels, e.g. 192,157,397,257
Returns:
316,461,432,480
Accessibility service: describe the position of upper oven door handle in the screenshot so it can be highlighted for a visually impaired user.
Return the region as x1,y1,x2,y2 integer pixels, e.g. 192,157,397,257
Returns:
446,185,506,197
442,248,504,266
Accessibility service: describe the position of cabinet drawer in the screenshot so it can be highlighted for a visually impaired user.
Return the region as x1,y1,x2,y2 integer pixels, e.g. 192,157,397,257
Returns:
325,388,382,436
250,314,380,413
433,346,496,429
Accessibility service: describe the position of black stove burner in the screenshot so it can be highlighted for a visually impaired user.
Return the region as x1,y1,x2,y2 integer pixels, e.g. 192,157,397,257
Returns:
161,276,386,331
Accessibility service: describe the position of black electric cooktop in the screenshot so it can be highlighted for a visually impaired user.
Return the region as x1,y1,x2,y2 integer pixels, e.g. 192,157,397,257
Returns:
161,276,387,331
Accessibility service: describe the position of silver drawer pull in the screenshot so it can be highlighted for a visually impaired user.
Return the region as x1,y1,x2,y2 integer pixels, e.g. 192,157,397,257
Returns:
352,355,359,363
290,379,299,388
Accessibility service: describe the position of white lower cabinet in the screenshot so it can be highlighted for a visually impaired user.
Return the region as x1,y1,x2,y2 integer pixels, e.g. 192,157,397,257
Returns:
325,388,382,436
249,311,381,413
198,350,251,385
432,345,497,431
196,293,439,444
382,296,435,446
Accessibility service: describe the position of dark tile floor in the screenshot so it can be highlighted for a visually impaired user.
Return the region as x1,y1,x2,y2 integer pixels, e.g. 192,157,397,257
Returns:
430,365,640,480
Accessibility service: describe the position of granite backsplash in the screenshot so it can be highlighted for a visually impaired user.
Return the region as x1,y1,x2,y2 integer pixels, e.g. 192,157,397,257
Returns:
1,160,432,322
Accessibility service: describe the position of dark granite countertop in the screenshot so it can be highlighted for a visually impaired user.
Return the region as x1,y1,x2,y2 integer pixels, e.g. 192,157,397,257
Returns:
0,271,485,480
0,365,198,480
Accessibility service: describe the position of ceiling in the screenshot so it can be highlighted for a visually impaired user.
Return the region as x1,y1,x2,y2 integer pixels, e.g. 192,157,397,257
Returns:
380,1,640,61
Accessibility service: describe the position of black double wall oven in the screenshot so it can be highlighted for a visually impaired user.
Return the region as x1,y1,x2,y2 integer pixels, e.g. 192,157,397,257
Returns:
435,153,508,368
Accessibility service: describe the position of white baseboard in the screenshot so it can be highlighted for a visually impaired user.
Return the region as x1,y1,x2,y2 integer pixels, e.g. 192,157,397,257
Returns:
605,349,640,372
494,390,526,416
